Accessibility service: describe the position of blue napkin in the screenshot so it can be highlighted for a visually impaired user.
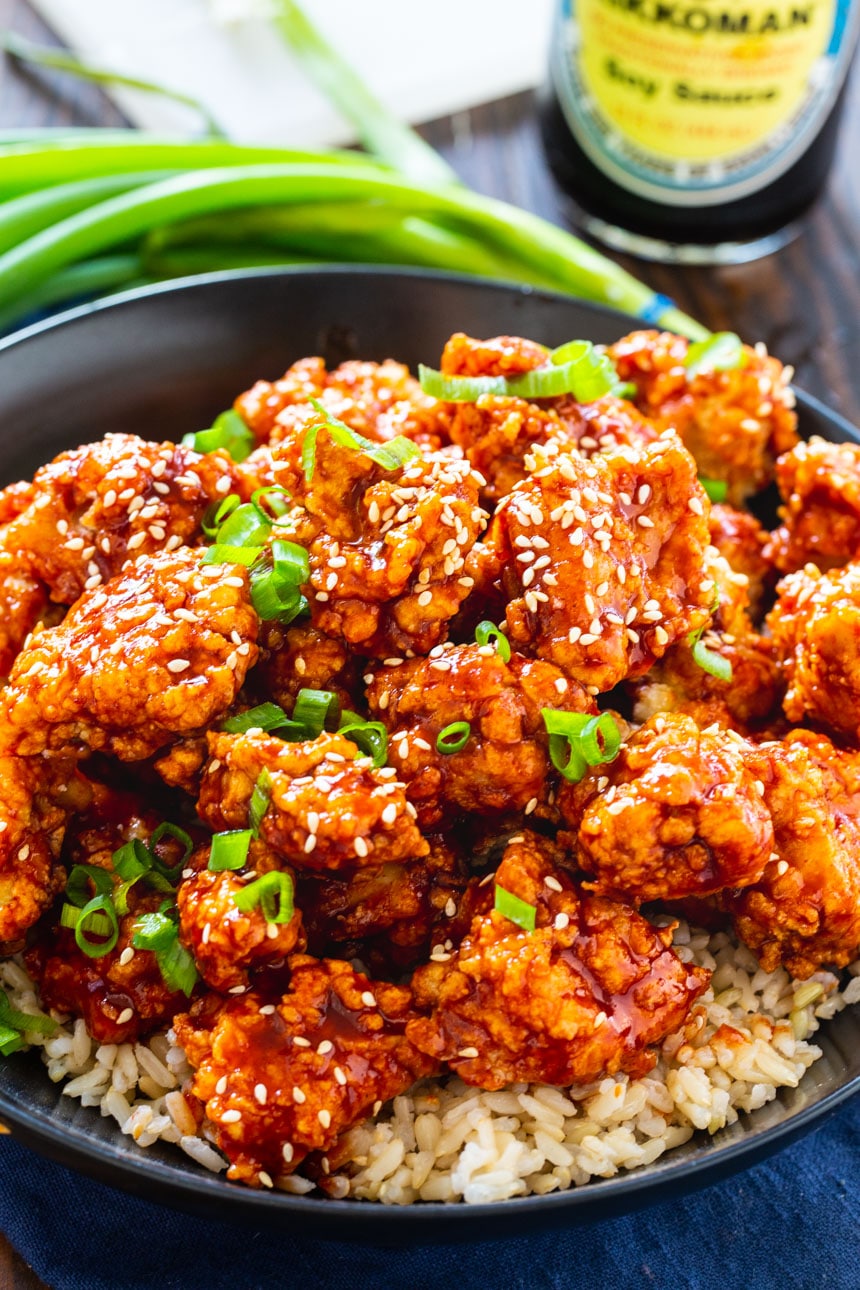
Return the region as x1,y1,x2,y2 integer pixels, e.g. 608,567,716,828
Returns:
1,1097,858,1290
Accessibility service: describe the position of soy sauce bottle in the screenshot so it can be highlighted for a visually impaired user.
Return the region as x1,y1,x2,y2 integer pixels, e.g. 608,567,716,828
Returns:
540,0,860,263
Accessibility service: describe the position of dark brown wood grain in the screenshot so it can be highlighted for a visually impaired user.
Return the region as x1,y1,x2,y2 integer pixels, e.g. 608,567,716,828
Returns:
0,1,858,1284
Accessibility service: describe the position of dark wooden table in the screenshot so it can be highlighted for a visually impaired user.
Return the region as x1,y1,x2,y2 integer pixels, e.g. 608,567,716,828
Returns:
0,0,859,1284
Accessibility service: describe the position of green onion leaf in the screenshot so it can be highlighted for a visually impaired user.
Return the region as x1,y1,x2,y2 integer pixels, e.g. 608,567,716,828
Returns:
303,400,420,480
251,486,292,522
150,823,193,876
418,342,617,404
699,477,728,504
64,894,120,959
233,871,294,924
132,910,178,952
684,332,744,379
541,709,622,782
436,721,471,754
292,688,340,738
111,838,154,882
65,863,114,908
132,910,198,996
249,769,273,835
223,702,290,734
182,409,255,462
474,620,511,663
249,538,310,624
209,829,253,872
0,988,58,1038
214,501,271,548
272,539,310,584
202,493,241,539
338,714,389,767
0,1025,25,1056
691,636,733,683
202,543,259,567
494,885,536,933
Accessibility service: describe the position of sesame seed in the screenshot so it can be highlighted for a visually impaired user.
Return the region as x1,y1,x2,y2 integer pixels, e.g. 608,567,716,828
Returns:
554,913,570,930
544,875,563,892
228,985,246,995
653,626,669,646
119,947,135,967
594,1011,607,1029
318,1109,332,1129
254,1084,268,1105
116,1007,134,1025
17,844,30,861
524,797,538,815
102,489,117,508
202,923,211,945
282,1143,295,1163
354,836,369,858
215,1076,228,1094
417,590,433,607
167,659,191,673
258,1171,274,1189
334,1066,347,1086
360,991,376,1008
221,1109,242,1123
292,1087,307,1104
688,497,704,516
127,531,147,549
637,515,655,529
457,1047,479,1059
304,834,318,855
381,803,398,825
776,860,789,876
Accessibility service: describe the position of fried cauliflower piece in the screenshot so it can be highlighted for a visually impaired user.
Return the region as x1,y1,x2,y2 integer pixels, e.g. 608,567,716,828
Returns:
299,837,467,974
720,733,860,977
766,437,860,574
477,434,712,691
767,562,860,740
0,753,88,945
198,729,427,874
235,355,446,449
177,840,304,993
559,714,774,902
173,956,436,1185
365,642,593,829
708,504,774,621
4,434,236,605
0,549,259,761
609,330,797,504
406,833,710,1089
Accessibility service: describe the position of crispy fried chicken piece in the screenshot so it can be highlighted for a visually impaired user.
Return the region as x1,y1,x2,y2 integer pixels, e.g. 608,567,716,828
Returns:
235,356,446,449
407,833,710,1089
173,956,436,1185
4,434,236,605
250,622,363,714
440,333,659,505
365,642,593,829
720,732,860,977
0,549,53,679
0,550,259,762
198,729,427,874
0,754,88,945
476,434,712,691
608,330,798,504
708,504,774,620
766,437,860,574
559,714,774,902
767,561,860,739
0,480,35,525
299,837,467,974
177,840,304,993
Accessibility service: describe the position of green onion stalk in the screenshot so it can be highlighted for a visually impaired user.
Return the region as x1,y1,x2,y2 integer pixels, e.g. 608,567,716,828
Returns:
0,12,707,339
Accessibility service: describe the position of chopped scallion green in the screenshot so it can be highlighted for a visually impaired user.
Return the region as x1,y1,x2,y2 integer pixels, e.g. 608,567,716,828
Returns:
684,332,744,379
493,885,536,933
182,409,255,462
223,702,290,734
699,477,728,504
249,769,273,835
303,400,419,480
233,870,294,924
208,829,253,872
436,721,471,754
292,687,340,738
474,620,511,663
338,713,388,767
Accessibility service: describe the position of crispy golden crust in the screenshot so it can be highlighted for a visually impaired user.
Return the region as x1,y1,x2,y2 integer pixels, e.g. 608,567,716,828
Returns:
720,733,860,977
407,833,709,1089
365,642,592,829
708,504,774,621
609,330,798,504
767,437,860,574
480,435,712,691
251,622,363,714
768,562,860,739
198,729,427,874
0,549,52,680
0,550,259,761
560,715,774,902
173,956,436,1184
5,434,236,605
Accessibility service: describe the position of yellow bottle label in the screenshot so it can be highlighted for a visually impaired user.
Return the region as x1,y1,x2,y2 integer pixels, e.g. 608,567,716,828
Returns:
551,0,859,204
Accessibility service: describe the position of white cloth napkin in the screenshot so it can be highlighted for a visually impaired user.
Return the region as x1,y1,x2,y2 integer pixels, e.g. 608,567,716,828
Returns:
27,0,554,144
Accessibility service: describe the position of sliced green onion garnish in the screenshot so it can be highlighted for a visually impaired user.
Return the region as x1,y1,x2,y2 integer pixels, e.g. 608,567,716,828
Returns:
493,884,536,933
418,342,617,404
684,332,744,379
251,485,292,522
182,409,255,462
201,543,259,567
0,988,58,1038
64,863,114,908
209,829,253,872
292,688,340,739
474,620,511,663
303,399,420,481
271,538,310,585
690,636,733,683
338,713,388,767
202,493,241,539
699,477,728,504
111,838,154,882
132,910,198,996
249,539,310,624
62,894,119,958
223,702,290,734
541,709,622,782
249,769,273,835
150,823,194,875
233,870,294,924
214,501,271,549
0,1024,25,1056
436,721,471,754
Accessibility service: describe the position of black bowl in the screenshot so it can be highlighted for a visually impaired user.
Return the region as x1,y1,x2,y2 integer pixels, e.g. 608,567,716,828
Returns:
0,266,857,1243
